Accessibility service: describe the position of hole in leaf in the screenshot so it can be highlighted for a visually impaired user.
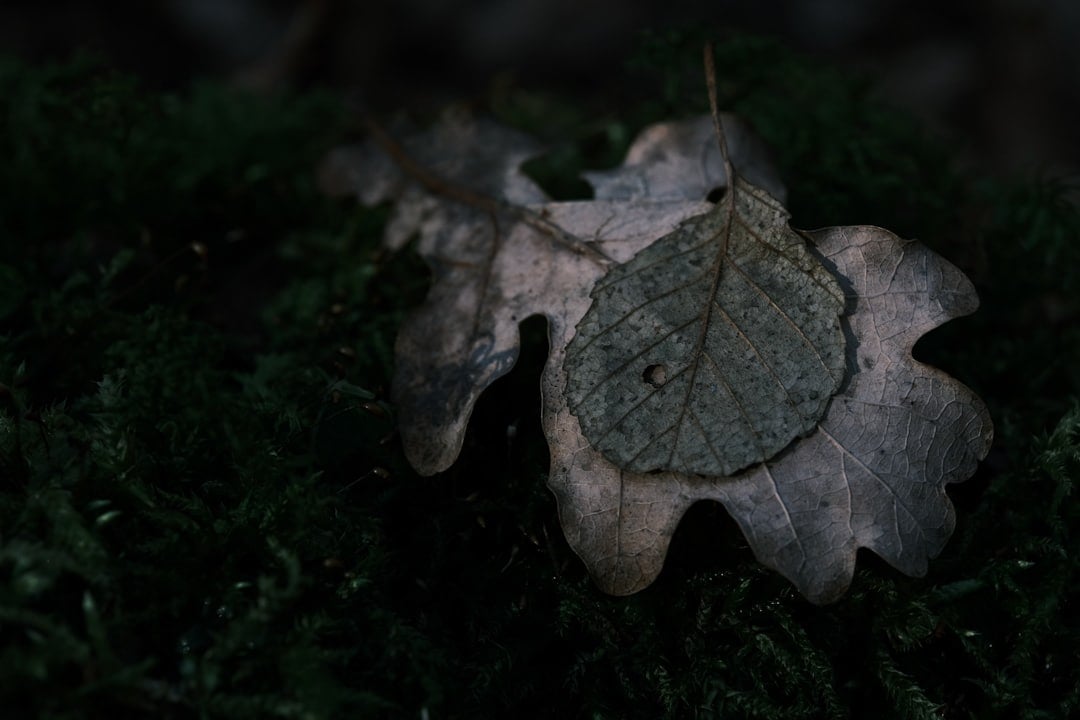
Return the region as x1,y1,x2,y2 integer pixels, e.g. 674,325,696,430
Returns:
642,364,667,388
706,187,727,204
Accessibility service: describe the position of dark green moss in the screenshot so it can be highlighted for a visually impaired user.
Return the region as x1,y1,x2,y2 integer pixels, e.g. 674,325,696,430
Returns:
1,37,1078,719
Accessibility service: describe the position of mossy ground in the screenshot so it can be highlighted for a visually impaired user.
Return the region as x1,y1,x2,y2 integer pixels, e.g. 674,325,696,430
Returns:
1,35,1078,719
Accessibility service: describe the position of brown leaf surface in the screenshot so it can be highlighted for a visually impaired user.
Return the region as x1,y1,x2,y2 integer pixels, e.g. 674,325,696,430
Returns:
323,111,992,603
547,223,992,603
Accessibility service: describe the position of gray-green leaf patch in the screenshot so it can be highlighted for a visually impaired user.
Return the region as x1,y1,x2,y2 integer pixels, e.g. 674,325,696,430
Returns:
564,176,846,476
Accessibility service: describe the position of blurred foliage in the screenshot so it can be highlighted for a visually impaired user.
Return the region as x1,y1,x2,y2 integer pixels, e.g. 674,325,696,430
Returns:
1,33,1079,720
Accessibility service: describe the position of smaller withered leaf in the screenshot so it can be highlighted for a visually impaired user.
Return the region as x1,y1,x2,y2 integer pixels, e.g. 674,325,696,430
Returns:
565,175,845,476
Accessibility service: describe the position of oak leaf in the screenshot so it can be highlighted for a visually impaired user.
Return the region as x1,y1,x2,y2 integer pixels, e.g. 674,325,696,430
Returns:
321,110,992,604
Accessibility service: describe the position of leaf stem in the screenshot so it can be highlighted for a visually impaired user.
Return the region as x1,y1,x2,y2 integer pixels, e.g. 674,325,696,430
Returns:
703,42,735,189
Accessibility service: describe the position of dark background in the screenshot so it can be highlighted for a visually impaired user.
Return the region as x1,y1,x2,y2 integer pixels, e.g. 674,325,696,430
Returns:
3,0,1079,178
3,3,1079,718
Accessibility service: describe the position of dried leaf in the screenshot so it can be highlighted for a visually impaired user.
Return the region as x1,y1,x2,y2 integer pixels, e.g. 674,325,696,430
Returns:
324,109,992,604
547,223,992,602
582,115,786,203
564,174,846,476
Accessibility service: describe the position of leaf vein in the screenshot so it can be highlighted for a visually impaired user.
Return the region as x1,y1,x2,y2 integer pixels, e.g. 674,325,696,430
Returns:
726,255,835,378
